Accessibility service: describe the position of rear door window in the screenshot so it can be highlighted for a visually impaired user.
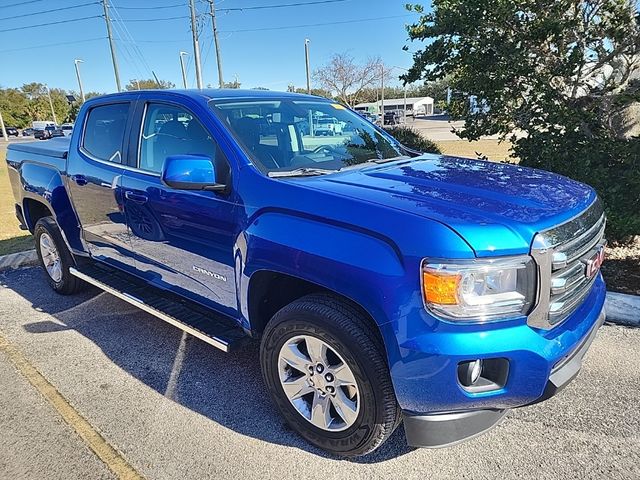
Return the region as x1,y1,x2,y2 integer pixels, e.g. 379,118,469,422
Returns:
82,103,130,163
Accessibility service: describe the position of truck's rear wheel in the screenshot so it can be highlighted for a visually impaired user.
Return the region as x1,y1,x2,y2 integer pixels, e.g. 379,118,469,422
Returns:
34,217,84,295
260,293,400,457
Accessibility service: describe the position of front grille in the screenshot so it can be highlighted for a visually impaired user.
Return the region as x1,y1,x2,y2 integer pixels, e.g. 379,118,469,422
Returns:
528,198,606,330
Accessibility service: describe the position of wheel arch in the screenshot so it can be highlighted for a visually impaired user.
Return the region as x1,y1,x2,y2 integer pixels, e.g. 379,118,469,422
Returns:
246,269,384,347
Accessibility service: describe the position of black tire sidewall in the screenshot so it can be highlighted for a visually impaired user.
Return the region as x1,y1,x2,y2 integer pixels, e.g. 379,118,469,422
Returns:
34,217,77,294
261,302,392,456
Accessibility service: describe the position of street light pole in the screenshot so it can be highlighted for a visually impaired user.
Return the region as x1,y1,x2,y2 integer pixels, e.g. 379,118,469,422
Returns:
179,51,189,89
45,85,58,125
380,64,385,126
0,109,8,141
74,59,85,103
304,39,311,95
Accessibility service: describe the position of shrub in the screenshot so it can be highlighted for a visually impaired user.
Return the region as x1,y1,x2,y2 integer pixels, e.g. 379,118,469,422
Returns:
384,126,441,154
516,134,640,243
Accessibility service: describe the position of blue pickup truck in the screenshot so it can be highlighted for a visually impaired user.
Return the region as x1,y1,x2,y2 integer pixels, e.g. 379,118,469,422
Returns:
6,89,606,457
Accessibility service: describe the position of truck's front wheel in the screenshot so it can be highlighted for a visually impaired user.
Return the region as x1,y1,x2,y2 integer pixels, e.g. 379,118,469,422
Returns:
260,293,400,457
34,217,84,295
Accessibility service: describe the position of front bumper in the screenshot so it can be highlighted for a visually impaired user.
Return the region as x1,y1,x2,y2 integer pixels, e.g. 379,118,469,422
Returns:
402,308,605,447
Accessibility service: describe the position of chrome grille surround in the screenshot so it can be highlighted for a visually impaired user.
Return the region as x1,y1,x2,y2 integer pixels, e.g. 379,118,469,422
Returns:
528,198,606,329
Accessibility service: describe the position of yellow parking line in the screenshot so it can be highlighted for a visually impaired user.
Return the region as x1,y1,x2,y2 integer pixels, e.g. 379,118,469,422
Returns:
0,333,145,480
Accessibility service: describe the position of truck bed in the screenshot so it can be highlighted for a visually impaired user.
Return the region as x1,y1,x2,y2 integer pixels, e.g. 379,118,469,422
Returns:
8,138,70,159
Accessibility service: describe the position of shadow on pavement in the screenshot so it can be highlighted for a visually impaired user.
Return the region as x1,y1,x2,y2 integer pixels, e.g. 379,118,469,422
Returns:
4,267,413,463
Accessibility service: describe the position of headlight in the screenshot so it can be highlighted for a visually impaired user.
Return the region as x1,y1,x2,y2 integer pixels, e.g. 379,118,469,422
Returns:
421,256,536,322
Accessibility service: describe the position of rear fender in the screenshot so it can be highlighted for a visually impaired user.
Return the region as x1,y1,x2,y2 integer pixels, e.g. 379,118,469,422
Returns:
19,162,83,253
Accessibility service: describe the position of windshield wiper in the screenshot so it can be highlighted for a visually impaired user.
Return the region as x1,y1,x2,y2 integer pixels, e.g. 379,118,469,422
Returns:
338,155,411,171
268,167,336,178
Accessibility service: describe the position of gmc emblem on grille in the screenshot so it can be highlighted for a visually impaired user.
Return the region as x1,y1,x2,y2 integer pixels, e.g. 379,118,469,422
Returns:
585,245,605,279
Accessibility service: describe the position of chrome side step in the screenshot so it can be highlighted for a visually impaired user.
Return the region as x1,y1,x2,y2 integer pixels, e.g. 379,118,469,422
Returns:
70,264,248,353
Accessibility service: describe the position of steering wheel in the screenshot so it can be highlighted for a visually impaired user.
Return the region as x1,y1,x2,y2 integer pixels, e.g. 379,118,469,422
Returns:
312,145,339,155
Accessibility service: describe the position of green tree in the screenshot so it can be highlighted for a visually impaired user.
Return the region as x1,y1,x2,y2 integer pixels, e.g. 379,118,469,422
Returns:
0,88,30,128
404,1,640,241
125,78,175,91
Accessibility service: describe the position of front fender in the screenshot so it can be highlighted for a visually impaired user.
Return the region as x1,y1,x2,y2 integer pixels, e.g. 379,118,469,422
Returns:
238,211,409,329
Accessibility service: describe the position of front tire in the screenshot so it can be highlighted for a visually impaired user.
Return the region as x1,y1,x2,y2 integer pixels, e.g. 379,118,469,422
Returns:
34,217,84,295
260,293,400,457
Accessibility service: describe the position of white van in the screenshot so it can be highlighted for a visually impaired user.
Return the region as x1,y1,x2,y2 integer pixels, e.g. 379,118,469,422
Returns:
32,121,56,131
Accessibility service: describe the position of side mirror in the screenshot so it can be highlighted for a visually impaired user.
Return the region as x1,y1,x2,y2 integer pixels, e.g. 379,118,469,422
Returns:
161,154,226,192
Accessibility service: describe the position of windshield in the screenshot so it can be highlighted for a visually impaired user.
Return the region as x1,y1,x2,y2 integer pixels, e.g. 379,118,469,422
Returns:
209,98,405,174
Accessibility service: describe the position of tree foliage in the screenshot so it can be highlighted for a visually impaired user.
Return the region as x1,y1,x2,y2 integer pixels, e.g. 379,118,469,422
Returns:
0,83,97,128
404,0,640,241
314,53,387,106
125,78,175,91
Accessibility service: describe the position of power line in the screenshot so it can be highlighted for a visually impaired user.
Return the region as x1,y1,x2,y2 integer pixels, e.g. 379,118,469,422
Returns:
118,15,188,22
218,0,349,13
2,0,49,9
0,37,105,54
220,14,413,33
113,2,186,9
0,2,99,22
0,15,102,33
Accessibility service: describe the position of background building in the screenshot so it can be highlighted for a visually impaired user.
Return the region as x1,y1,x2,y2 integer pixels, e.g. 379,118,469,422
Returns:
354,96,434,116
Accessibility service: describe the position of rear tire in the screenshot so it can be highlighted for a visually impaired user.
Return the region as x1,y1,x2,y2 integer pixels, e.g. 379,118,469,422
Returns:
34,217,84,295
260,293,400,457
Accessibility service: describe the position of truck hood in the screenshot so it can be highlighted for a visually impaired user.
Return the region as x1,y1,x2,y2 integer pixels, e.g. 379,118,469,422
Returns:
300,155,596,256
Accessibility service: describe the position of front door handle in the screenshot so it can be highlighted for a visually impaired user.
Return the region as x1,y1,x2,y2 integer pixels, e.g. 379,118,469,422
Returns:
71,174,87,186
124,191,148,204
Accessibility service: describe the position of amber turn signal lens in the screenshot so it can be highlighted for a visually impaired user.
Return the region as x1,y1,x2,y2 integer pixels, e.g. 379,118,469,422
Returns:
423,270,461,305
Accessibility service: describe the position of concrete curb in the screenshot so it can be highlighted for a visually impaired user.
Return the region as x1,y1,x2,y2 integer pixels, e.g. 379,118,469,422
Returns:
605,292,640,327
0,250,38,272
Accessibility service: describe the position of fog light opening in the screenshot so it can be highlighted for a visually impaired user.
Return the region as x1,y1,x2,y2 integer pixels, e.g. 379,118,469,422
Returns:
457,358,509,393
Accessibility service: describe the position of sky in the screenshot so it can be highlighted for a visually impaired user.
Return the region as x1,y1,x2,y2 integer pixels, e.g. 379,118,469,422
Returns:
0,0,431,94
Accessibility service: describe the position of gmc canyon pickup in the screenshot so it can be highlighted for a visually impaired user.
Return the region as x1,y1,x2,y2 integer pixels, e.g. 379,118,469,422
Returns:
6,90,606,457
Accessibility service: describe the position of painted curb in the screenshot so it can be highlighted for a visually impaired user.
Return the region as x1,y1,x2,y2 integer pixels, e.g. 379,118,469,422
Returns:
605,292,640,327
0,249,38,271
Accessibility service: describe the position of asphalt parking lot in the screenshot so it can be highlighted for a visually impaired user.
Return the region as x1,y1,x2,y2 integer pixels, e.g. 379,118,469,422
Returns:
1,266,639,480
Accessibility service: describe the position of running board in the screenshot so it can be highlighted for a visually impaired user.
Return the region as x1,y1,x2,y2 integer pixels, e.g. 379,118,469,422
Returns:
69,263,248,353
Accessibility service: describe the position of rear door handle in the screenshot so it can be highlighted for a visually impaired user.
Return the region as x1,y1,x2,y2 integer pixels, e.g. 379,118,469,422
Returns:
71,174,87,186
124,191,148,204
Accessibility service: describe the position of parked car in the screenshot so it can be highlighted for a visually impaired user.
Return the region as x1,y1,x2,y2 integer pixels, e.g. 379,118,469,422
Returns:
314,116,343,136
6,90,606,457
4,126,19,137
51,128,66,138
383,111,401,125
357,111,378,124
22,128,35,137
34,125,57,140
60,123,74,137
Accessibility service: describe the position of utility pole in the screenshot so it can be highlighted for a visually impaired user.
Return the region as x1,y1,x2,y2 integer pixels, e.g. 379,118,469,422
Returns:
304,39,311,94
45,85,58,125
74,59,85,102
0,109,7,141
101,0,121,92
207,0,224,88
304,39,313,136
380,64,385,126
179,51,189,89
189,0,204,89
